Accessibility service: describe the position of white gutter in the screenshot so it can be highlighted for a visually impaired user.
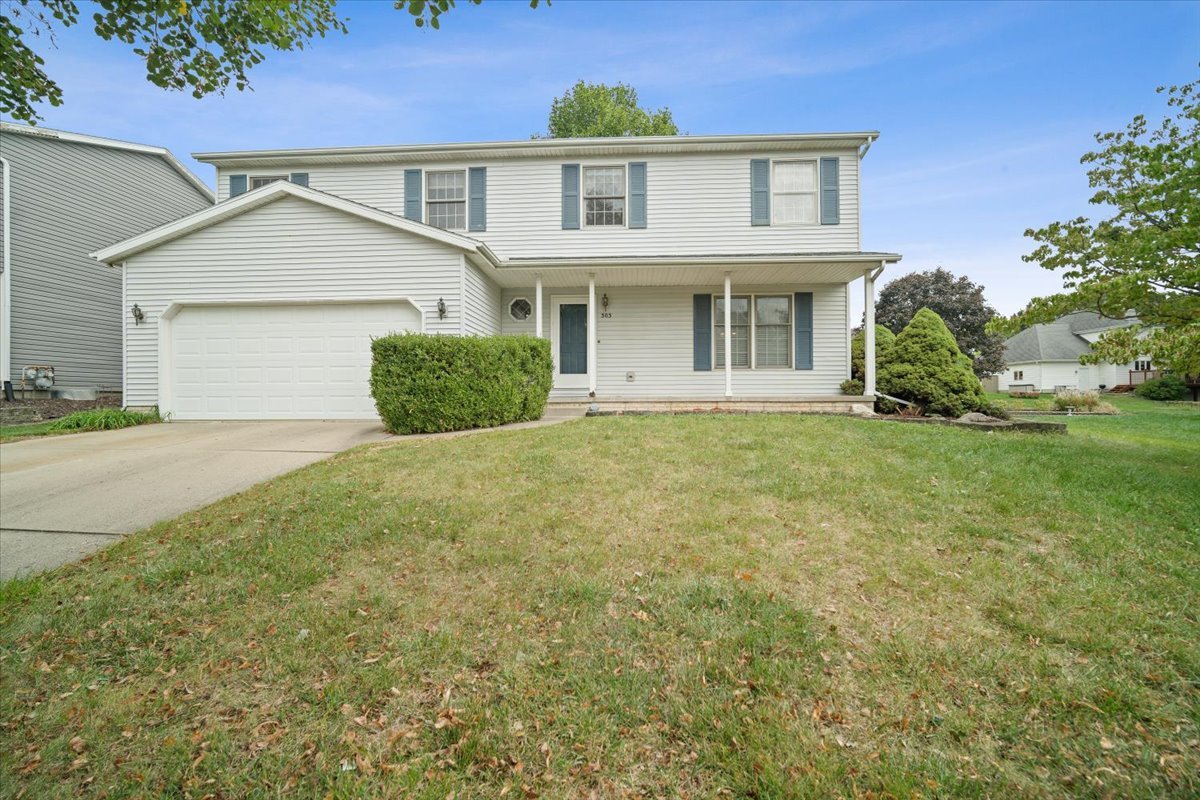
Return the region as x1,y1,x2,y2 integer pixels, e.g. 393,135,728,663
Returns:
1,156,10,386
858,134,878,160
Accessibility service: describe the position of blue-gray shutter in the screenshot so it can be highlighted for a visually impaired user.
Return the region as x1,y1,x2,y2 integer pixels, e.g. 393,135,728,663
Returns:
468,167,486,232
820,157,839,225
794,292,813,370
404,169,422,222
561,164,580,230
750,159,770,226
229,174,247,197
693,294,713,371
628,161,647,229
289,172,309,187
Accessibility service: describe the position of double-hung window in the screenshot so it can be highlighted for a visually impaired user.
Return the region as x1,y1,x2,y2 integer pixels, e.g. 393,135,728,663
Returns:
584,166,625,227
771,161,818,225
714,295,792,369
426,170,466,230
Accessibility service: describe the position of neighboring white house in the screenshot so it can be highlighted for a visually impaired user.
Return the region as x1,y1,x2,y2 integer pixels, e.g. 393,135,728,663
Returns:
1,123,213,394
92,133,901,420
997,311,1149,393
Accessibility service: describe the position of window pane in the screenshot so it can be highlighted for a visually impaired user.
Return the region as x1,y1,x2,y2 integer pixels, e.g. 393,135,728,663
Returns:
426,171,465,201
756,325,790,367
715,296,750,326
715,325,751,368
250,175,286,189
773,161,815,192
427,201,466,230
584,167,625,198
772,193,817,225
756,296,790,326
585,197,624,226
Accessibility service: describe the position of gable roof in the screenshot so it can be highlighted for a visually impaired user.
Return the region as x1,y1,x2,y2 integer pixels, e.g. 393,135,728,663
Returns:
1004,311,1139,363
1,122,214,201
90,179,499,266
193,132,881,168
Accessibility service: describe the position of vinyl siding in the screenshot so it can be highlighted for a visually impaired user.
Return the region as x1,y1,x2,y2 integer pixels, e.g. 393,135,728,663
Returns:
462,260,501,335
123,196,464,407
500,284,848,396
216,150,860,259
1,132,211,388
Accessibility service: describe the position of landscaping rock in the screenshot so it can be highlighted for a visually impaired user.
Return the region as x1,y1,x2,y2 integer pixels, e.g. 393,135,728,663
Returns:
957,412,1008,426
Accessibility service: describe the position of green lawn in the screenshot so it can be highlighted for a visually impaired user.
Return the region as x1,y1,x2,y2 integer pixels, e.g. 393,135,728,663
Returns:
2,401,1198,797
0,420,62,442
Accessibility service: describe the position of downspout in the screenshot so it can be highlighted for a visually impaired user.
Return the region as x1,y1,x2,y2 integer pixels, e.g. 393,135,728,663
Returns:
1,156,11,398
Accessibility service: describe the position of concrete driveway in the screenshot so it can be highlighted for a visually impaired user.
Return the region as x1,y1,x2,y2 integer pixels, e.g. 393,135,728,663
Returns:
0,421,390,580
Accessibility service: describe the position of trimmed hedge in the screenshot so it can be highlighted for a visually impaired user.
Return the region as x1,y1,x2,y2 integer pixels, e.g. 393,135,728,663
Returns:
370,333,553,434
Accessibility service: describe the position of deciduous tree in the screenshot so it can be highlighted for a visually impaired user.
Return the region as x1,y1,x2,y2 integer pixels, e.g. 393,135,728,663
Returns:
990,79,1199,377
542,81,679,138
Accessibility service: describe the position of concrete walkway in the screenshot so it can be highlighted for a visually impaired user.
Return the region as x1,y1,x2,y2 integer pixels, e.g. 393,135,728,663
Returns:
0,421,389,580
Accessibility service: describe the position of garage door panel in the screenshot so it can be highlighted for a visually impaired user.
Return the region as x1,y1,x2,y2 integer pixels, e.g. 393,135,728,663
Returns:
170,301,419,420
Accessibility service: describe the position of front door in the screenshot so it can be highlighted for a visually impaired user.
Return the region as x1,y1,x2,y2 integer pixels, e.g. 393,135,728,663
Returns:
551,296,589,390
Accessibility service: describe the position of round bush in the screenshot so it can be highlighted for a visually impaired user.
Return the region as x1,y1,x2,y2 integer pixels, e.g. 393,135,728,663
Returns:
850,325,896,382
1134,374,1187,401
877,308,985,417
370,334,553,434
840,378,865,396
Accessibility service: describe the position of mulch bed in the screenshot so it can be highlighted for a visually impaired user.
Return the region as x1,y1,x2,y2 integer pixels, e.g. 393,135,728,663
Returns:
1,395,121,424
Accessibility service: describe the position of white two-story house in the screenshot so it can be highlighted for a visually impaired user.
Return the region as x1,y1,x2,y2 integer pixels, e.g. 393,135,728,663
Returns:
93,133,900,420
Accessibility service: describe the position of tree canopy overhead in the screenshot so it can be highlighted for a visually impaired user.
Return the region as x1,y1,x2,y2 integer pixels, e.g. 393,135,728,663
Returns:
991,78,1199,377
875,268,1006,378
2,0,546,124
542,80,679,138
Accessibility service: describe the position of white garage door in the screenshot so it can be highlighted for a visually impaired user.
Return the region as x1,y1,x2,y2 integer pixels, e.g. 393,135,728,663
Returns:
169,301,421,420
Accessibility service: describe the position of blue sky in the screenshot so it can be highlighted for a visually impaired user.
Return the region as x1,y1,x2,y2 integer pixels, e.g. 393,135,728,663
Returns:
15,0,1200,315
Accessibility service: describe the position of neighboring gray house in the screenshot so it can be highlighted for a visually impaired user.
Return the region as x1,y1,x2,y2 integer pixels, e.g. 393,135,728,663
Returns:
997,311,1147,392
1,123,212,394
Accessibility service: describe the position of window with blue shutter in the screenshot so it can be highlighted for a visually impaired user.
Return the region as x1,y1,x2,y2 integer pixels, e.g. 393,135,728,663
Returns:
794,292,813,370
750,159,770,226
628,162,647,229
468,167,487,231
289,172,309,187
561,164,580,230
404,169,423,222
229,174,247,197
693,294,713,370
819,157,839,225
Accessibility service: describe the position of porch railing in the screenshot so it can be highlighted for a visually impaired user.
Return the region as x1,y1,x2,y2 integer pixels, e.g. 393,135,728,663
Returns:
1128,369,1162,385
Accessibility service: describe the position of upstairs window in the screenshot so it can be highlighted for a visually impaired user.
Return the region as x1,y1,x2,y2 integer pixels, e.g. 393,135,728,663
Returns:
584,166,625,227
771,161,817,225
426,171,466,230
250,175,287,190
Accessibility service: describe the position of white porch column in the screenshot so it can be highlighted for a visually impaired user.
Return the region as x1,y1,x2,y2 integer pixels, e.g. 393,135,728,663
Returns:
724,272,733,398
587,274,597,396
534,275,543,338
863,265,882,396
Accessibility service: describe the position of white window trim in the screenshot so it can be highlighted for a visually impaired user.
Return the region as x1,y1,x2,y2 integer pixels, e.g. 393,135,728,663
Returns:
425,169,467,231
249,175,288,190
582,165,627,229
771,159,819,227
713,293,793,370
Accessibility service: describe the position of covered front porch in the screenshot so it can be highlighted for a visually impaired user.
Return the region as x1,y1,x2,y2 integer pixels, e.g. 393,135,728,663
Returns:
480,253,899,412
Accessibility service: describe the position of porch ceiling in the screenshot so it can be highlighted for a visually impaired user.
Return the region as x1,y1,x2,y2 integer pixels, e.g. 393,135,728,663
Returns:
487,258,894,288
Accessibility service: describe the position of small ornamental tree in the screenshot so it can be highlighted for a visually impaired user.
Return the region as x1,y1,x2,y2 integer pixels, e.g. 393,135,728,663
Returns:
877,308,985,417
850,325,896,382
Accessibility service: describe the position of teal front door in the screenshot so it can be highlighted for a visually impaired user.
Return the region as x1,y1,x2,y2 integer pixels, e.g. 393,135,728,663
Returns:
559,303,587,375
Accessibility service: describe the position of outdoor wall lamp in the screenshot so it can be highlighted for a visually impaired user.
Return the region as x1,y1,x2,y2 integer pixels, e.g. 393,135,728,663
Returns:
130,304,145,325
601,293,609,310
437,297,447,319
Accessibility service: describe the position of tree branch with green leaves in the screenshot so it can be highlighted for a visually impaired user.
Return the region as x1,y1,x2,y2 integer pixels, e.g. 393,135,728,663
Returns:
989,78,1200,377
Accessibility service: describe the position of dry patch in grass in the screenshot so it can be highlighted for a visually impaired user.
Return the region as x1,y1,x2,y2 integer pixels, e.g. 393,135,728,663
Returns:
2,401,1198,798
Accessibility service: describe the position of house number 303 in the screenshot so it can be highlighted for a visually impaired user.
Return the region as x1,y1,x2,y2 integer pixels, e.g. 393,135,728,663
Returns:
600,312,613,319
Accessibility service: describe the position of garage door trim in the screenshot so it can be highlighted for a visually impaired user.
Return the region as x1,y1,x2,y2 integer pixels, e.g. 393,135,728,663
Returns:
157,296,426,418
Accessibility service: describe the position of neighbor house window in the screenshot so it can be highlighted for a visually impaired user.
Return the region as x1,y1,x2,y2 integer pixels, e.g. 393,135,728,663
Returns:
426,171,466,230
583,166,625,227
1134,359,1152,371
250,175,287,189
1013,370,1024,381
713,295,791,369
771,161,817,225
